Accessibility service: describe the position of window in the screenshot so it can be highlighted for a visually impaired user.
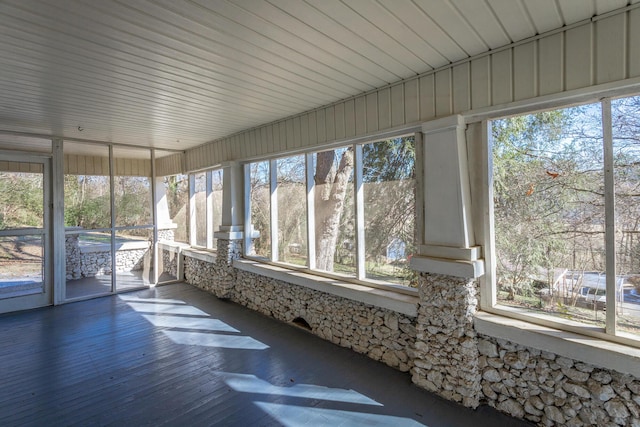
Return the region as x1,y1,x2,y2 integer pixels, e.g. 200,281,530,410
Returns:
244,134,416,289
490,95,640,342
189,169,223,250
277,155,307,266
363,137,415,285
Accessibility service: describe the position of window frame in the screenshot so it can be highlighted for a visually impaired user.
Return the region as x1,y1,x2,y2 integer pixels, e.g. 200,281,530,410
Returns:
243,133,419,296
482,94,640,349
188,168,223,251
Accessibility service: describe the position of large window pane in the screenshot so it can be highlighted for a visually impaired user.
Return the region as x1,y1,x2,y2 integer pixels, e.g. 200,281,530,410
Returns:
65,231,113,299
362,136,415,286
313,148,356,276
492,104,606,328
162,174,188,243
64,143,113,299
0,163,44,230
248,161,271,258
115,229,152,291
113,147,152,228
277,156,307,265
612,95,640,336
193,172,207,247
211,169,223,248
0,235,43,297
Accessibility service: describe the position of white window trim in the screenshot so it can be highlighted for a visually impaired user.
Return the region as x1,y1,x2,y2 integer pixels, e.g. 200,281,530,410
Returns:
243,134,418,295
479,92,640,349
189,168,223,251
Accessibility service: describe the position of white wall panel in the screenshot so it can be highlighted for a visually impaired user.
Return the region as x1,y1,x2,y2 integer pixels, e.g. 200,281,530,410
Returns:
292,117,302,149
334,104,345,140
404,79,419,124
378,87,391,131
539,33,564,95
345,99,356,138
355,96,367,136
185,8,640,171
316,109,326,143
565,24,593,90
300,114,309,148
452,63,471,113
366,92,378,133
308,112,318,145
491,49,513,105
630,8,640,78
435,69,452,117
325,106,336,142
596,14,627,84
471,56,491,109
419,74,435,121
513,41,537,101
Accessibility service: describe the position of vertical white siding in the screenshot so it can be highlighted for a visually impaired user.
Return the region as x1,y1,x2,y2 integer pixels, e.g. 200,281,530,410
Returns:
513,41,537,101
184,7,640,170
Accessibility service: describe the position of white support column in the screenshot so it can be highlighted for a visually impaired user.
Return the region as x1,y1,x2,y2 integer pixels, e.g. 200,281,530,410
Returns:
151,149,159,285
270,159,278,262
52,138,66,304
243,163,253,256
305,153,316,270
206,171,214,248
354,144,365,279
214,161,244,239
189,174,196,246
410,115,484,278
602,98,617,335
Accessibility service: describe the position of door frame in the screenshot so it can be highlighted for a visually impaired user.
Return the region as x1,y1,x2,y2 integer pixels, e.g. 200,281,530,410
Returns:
0,152,52,313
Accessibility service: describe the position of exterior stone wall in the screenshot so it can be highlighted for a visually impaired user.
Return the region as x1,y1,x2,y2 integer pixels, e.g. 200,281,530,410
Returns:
233,269,416,372
478,336,640,426
161,248,179,278
158,228,175,242
411,272,481,408
65,234,81,280
185,239,242,298
184,250,417,372
65,235,150,279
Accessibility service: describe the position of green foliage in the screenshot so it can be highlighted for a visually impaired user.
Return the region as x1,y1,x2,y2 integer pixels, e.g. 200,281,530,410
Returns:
493,105,605,300
0,172,44,229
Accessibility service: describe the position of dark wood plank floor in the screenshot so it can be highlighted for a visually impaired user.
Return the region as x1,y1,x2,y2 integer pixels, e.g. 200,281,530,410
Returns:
0,283,531,426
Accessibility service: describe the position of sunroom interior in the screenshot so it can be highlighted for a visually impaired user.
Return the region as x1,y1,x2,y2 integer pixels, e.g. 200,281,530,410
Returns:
2,1,640,425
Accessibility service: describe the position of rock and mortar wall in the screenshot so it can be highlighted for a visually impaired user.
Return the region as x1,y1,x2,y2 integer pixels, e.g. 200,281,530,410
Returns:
161,249,179,278
184,239,416,372
411,273,481,408
478,337,640,426
184,242,640,426
65,235,149,279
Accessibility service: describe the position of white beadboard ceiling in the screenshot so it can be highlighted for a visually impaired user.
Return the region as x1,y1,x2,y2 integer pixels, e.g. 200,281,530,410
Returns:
0,0,635,154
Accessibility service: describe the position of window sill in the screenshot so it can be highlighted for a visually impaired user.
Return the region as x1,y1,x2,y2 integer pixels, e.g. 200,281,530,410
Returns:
474,311,640,377
157,241,190,253
233,259,419,317
182,247,217,263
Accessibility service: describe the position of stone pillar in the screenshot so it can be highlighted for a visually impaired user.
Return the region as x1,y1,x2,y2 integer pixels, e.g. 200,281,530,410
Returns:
211,161,245,298
211,237,243,298
411,272,481,408
408,115,485,407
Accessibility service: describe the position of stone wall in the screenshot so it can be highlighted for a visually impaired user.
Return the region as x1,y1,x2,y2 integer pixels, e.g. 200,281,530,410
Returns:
160,248,179,279
478,336,640,426
65,235,150,279
411,273,481,408
184,243,417,372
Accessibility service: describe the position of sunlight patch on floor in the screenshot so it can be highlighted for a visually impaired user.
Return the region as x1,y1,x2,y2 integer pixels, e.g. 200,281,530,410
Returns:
254,402,427,427
221,372,382,406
